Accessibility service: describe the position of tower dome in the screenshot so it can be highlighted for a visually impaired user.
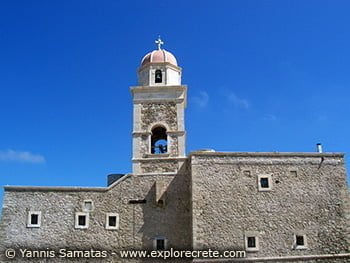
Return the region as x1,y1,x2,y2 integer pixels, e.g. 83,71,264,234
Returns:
137,37,182,86
140,49,178,67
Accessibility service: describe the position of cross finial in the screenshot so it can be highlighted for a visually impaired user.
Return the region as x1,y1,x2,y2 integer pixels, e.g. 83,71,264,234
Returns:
155,36,164,50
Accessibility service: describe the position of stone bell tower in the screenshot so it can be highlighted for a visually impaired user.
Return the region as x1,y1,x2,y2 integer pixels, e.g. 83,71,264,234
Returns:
131,38,187,174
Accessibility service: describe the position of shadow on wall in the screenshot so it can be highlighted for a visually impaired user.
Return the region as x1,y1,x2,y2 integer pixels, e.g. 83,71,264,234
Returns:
140,162,192,262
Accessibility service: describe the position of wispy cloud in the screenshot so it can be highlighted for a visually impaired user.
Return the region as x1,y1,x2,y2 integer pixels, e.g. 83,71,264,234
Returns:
0,149,45,164
193,91,209,108
227,92,250,109
263,114,277,121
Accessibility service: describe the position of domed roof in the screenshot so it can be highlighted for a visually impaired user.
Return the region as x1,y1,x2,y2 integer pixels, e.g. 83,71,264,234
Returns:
141,49,178,67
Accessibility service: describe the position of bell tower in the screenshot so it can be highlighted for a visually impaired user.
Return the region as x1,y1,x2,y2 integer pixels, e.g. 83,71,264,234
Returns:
131,38,187,174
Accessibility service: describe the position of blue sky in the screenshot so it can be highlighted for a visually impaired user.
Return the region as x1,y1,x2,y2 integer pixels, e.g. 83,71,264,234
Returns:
1,0,350,209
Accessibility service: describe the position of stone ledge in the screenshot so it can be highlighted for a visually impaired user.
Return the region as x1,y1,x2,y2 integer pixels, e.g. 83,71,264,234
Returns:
193,253,350,262
133,172,178,177
3,174,132,192
133,98,185,104
190,151,344,158
132,156,188,162
130,85,187,93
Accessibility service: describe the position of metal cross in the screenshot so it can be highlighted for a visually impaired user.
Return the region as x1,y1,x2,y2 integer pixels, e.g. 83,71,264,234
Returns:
155,36,164,50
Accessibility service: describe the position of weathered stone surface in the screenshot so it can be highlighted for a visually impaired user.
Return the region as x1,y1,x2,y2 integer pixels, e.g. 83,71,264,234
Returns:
0,171,192,262
140,160,178,173
191,153,350,261
0,154,349,262
141,102,177,130
168,135,178,157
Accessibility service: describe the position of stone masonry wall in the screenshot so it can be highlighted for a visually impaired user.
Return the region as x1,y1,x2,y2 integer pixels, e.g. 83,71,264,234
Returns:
140,102,177,131
191,153,350,262
140,160,178,173
0,168,192,263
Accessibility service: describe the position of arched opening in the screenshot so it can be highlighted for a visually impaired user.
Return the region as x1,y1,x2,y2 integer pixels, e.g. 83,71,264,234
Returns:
151,126,167,154
155,69,162,83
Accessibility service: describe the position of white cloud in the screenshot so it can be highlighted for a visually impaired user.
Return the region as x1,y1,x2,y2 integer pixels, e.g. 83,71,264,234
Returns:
263,114,277,121
0,149,45,164
227,92,250,109
193,91,209,108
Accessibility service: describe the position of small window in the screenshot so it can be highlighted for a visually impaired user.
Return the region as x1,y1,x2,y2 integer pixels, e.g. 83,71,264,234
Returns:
153,237,167,250
75,212,89,229
106,213,119,230
247,236,256,248
27,211,41,228
31,214,39,225
260,178,269,188
294,233,307,249
296,235,304,246
83,200,93,212
78,215,86,225
258,174,272,191
245,232,259,252
155,69,162,83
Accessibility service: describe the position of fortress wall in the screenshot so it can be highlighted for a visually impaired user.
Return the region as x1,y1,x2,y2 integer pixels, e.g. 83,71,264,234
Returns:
190,153,349,260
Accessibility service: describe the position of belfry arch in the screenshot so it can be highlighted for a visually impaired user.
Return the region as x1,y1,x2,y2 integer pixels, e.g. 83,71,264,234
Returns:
151,125,167,154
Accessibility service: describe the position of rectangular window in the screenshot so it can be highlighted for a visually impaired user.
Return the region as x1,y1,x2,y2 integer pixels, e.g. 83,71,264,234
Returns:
296,235,304,246
105,213,119,230
260,177,269,188
109,216,116,227
27,211,41,228
245,232,259,252
31,214,38,225
247,236,256,248
294,233,307,249
156,239,165,250
258,174,273,191
78,215,86,226
75,212,89,229
153,237,167,250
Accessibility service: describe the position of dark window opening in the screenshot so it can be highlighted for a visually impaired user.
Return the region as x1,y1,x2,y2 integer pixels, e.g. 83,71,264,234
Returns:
156,239,165,250
31,214,38,225
247,236,256,248
155,70,162,83
151,126,167,154
260,177,269,188
296,235,304,246
78,215,86,226
108,216,117,227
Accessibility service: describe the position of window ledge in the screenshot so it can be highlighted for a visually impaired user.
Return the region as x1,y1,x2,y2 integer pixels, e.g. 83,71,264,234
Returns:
246,248,259,252
106,226,118,230
258,188,272,192
295,246,308,250
74,226,88,229
144,153,170,158
27,224,40,228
